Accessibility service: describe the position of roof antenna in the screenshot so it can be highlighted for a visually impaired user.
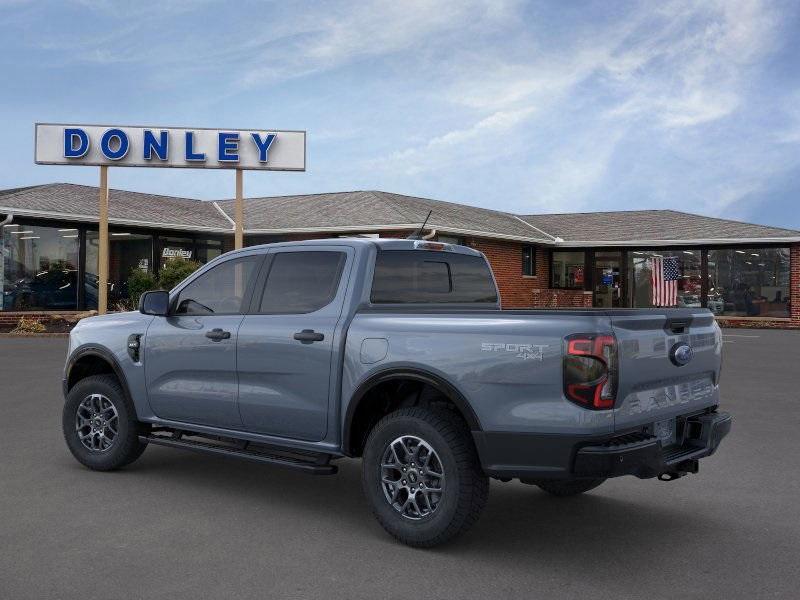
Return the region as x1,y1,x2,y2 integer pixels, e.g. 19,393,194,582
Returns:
407,210,433,240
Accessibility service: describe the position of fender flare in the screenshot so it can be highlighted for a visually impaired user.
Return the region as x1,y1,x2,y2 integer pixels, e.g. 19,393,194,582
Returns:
64,345,134,408
342,367,483,456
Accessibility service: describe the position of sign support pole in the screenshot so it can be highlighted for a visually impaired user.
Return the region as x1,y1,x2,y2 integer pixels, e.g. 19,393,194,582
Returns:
235,168,244,249
98,166,109,315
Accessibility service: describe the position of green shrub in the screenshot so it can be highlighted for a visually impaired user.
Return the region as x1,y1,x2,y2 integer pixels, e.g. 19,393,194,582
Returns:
158,258,202,291
127,268,158,308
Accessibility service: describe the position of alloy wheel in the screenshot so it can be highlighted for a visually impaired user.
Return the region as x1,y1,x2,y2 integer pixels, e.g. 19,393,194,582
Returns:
75,394,119,452
380,435,445,520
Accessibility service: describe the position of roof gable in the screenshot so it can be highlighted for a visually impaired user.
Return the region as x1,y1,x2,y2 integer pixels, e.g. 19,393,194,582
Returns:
216,190,552,242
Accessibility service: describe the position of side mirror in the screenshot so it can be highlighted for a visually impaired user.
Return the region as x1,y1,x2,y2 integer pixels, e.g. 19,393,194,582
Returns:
139,290,170,316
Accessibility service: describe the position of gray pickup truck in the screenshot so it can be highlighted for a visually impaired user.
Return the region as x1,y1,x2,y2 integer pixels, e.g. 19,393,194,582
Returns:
62,238,731,547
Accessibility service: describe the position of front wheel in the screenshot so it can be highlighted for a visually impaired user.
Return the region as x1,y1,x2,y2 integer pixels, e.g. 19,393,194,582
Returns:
62,374,148,471
362,407,489,548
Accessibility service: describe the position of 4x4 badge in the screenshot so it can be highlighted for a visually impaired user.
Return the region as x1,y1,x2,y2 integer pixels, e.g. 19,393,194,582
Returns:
481,342,548,361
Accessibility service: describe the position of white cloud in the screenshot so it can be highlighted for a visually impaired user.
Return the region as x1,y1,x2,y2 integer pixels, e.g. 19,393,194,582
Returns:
379,106,536,175
371,0,794,214
238,0,521,88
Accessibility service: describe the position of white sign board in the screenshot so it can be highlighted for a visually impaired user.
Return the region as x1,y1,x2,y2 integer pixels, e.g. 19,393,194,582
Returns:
34,123,306,171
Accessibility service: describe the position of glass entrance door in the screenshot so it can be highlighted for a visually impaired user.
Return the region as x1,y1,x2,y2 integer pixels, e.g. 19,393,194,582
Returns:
593,251,623,308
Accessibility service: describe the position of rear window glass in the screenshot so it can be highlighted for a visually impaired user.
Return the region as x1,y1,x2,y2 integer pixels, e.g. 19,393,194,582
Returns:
371,250,497,304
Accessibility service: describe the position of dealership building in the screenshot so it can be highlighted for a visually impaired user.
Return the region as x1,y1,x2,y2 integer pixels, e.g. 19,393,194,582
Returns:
1,182,799,328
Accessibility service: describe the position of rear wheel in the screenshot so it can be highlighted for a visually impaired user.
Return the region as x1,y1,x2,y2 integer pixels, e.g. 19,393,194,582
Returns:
62,374,148,471
362,407,488,548
534,478,605,497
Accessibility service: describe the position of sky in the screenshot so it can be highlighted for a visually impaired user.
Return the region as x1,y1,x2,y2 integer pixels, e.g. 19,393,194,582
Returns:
1,0,799,228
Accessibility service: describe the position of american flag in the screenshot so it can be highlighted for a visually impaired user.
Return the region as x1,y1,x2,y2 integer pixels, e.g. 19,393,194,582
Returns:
651,256,679,306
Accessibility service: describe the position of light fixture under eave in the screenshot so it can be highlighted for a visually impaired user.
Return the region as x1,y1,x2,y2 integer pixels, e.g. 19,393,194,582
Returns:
3,223,19,228
11,230,34,235
111,232,131,236
58,228,78,232
18,236,40,240
62,234,79,238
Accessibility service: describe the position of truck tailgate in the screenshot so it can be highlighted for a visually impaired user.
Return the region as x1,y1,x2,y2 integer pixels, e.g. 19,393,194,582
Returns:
609,309,722,434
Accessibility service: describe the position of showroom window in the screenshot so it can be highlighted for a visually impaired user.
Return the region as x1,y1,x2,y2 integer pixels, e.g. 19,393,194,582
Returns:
522,245,536,276
85,230,154,310
159,236,195,270
550,251,585,289
196,239,224,264
706,248,790,318
1,223,80,311
628,249,702,308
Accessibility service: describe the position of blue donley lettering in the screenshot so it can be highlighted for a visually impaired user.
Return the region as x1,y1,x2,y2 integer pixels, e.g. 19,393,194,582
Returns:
62,128,279,164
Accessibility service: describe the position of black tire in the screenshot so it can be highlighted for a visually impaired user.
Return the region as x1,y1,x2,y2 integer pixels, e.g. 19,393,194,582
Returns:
534,478,605,497
62,374,148,471
362,406,489,548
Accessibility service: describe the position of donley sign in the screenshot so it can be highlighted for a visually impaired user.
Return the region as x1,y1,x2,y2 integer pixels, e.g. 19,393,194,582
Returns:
33,122,306,315
35,123,306,171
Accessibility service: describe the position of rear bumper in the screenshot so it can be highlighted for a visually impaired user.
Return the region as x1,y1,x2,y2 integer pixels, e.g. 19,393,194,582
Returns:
473,410,732,480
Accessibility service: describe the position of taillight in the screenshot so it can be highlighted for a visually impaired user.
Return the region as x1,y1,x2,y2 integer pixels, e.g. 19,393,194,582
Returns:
563,333,617,410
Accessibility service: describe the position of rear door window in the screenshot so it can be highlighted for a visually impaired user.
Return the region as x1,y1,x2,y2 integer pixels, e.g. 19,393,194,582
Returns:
371,250,497,303
258,251,347,314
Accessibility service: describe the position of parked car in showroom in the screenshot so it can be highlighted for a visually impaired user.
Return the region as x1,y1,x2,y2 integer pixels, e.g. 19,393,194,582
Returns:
61,238,731,547
3,268,78,310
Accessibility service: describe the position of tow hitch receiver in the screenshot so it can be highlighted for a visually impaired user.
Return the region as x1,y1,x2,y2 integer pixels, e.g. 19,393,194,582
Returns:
658,459,699,481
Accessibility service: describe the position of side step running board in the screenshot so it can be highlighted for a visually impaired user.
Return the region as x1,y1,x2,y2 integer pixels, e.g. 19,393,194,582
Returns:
140,433,338,475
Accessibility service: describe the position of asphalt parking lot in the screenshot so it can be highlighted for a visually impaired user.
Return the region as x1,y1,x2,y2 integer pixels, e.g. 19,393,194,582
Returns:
1,330,799,599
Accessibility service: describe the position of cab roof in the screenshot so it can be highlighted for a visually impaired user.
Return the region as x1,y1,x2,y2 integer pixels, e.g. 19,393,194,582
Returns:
229,237,485,257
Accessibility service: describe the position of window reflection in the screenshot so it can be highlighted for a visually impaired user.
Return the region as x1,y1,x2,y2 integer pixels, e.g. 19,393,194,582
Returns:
551,251,585,289
1,224,80,310
85,231,153,310
628,250,702,308
707,248,789,318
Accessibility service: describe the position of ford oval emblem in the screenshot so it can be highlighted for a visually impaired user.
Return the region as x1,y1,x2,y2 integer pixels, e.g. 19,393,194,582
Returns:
670,342,694,366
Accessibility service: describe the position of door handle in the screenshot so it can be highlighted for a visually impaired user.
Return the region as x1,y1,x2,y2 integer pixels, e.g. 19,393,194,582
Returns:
205,328,231,341
293,329,324,343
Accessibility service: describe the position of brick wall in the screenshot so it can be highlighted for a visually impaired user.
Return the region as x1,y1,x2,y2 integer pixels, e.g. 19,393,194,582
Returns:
531,288,593,308
464,237,547,308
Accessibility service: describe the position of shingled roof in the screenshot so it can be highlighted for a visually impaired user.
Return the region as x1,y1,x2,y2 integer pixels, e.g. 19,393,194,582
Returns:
215,190,551,242
0,183,230,232
519,210,800,245
2,183,798,244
